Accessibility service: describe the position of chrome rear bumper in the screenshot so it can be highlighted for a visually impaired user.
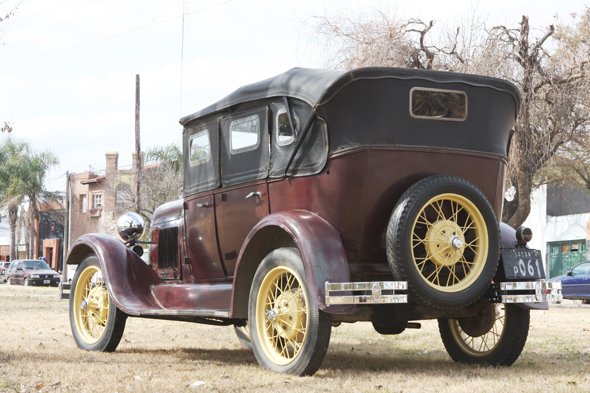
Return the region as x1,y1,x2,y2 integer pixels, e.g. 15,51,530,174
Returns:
325,281,408,305
325,280,562,306
489,281,563,303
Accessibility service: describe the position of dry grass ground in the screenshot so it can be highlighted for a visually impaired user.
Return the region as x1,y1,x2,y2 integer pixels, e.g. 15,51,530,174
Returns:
1,284,589,393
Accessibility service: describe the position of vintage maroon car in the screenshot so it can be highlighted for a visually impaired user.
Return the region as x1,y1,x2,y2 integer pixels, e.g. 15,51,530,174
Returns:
66,67,562,375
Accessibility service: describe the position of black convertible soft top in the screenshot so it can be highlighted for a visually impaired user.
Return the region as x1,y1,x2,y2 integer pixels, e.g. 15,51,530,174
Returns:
179,67,520,126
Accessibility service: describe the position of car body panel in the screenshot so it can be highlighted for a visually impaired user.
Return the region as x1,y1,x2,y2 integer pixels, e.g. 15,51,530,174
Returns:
549,261,590,300
231,210,354,318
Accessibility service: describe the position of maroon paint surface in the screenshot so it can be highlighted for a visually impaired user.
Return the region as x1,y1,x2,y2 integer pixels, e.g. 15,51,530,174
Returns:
152,283,232,311
214,182,269,277
184,194,226,279
68,234,162,316
233,210,354,315
270,147,505,268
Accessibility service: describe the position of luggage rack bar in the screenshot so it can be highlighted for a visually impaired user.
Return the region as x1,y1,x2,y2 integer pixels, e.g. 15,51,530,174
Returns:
325,281,408,305
489,281,562,303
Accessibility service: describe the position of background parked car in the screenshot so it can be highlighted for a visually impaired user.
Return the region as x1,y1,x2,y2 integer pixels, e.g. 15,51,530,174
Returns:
0,261,10,282
6,259,60,287
549,261,590,303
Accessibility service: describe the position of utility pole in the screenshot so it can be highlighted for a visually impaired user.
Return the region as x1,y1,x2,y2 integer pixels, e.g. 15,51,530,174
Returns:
62,171,69,281
135,74,141,215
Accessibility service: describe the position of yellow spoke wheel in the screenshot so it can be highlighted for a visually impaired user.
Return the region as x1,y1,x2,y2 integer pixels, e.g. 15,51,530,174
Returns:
438,303,530,366
249,248,331,376
69,255,127,352
412,193,488,293
72,264,109,345
387,175,499,310
448,304,505,357
256,265,309,365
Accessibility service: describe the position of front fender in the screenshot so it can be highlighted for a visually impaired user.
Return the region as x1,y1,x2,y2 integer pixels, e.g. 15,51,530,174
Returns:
231,210,355,318
67,234,162,316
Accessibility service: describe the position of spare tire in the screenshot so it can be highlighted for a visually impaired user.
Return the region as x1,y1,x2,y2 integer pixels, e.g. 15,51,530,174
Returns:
386,175,499,310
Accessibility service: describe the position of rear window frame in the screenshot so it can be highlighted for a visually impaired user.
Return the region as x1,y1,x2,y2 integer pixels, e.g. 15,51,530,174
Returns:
409,87,468,122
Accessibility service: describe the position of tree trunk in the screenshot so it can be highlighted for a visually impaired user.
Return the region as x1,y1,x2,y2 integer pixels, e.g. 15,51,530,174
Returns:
28,198,38,259
504,171,534,229
8,206,17,261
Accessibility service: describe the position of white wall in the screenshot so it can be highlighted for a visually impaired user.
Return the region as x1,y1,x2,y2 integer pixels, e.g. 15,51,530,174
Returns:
523,185,547,253
545,213,589,243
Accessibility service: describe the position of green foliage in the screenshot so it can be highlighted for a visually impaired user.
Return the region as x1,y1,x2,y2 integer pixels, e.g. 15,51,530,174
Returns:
0,136,59,258
144,143,183,173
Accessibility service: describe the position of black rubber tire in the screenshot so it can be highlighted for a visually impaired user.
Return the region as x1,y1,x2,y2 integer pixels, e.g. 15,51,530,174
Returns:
69,255,127,352
387,175,500,310
583,300,590,305
234,324,253,349
248,248,331,376
438,303,530,366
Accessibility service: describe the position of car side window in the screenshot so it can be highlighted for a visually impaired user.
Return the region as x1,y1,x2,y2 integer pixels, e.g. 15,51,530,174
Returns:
275,108,299,147
230,114,260,154
189,131,211,166
571,263,590,275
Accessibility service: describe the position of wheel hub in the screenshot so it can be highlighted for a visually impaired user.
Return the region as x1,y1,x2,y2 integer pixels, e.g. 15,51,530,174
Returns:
266,309,278,323
272,291,305,340
87,285,109,323
458,301,497,337
424,220,466,266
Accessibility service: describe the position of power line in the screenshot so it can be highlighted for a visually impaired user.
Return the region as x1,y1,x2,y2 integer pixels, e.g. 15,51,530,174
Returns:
9,0,81,23
0,0,235,67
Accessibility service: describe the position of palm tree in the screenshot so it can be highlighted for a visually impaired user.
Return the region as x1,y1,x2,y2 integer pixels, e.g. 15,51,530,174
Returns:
0,137,59,259
0,138,27,260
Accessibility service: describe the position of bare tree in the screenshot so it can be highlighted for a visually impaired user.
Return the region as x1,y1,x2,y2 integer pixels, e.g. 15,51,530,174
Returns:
107,144,183,232
313,9,590,228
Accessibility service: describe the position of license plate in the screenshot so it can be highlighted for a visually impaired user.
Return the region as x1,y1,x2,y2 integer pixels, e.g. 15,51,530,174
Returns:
43,280,50,284
501,249,545,279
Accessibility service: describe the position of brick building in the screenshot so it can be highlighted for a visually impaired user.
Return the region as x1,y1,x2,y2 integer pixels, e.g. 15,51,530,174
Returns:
69,152,136,243
0,199,65,269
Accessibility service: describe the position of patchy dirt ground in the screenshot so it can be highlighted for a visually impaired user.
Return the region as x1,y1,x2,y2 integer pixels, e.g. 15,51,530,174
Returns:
1,284,589,393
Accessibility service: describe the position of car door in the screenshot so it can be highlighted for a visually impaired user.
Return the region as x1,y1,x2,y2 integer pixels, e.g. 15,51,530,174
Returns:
184,194,226,279
182,120,226,281
15,261,24,284
563,262,590,298
215,183,269,277
217,108,270,277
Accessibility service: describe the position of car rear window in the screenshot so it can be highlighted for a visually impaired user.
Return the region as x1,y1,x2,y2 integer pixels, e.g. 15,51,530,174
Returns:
410,88,467,121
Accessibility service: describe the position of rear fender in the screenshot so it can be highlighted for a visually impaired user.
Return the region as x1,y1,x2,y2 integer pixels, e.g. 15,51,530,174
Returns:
231,210,355,318
67,234,162,315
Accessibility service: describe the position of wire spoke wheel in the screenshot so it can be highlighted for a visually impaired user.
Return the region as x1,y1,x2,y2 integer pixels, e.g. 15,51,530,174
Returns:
248,248,331,376
73,265,110,345
448,304,505,356
412,193,488,293
69,255,127,352
387,175,499,310
256,266,309,365
438,303,530,366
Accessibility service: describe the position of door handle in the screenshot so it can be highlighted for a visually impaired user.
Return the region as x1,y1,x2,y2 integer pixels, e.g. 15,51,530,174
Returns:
196,203,210,208
245,191,262,199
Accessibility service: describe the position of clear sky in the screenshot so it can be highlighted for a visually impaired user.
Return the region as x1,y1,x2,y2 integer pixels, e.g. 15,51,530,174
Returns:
0,0,587,192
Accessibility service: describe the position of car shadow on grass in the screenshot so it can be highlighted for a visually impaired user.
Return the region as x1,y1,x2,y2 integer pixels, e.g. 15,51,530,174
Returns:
116,347,258,365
